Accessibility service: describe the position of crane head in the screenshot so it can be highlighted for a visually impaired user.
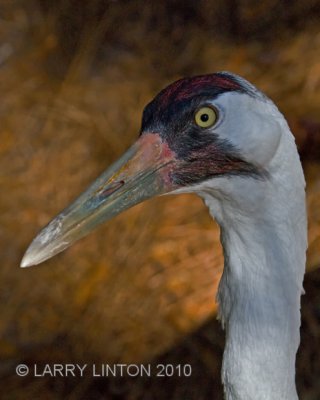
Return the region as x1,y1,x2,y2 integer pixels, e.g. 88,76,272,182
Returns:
21,72,283,267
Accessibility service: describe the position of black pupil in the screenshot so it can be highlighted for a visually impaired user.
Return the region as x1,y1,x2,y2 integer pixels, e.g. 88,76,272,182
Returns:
200,113,209,122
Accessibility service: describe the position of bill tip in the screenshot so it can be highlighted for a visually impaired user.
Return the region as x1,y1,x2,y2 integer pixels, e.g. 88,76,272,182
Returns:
20,253,35,268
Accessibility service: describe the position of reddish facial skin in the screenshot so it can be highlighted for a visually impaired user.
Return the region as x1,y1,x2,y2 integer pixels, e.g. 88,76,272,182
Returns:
134,133,178,190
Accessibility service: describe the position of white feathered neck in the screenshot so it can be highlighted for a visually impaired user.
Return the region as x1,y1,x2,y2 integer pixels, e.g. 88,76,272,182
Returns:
199,108,307,399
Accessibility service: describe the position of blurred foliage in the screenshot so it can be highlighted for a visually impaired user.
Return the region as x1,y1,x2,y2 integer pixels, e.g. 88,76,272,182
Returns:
0,0,320,399
36,0,320,46
24,0,320,76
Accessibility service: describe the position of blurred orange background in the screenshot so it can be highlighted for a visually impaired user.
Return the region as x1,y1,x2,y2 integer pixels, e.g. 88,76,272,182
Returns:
1,1,320,398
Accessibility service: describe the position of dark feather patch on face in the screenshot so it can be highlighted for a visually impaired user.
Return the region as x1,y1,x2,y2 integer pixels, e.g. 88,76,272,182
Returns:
171,138,264,186
140,72,265,187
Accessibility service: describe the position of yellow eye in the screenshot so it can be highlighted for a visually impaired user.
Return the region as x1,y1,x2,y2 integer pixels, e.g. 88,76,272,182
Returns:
194,106,218,128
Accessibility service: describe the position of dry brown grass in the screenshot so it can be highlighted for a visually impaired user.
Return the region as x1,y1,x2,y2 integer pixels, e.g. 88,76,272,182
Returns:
0,1,320,398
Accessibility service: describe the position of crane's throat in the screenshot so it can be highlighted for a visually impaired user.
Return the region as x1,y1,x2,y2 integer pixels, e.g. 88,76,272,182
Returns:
201,188,306,400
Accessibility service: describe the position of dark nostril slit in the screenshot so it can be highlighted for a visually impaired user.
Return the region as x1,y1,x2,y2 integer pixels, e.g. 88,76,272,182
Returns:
100,180,125,197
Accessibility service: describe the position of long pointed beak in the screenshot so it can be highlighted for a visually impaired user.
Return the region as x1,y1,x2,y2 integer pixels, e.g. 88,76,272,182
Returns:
21,133,177,267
